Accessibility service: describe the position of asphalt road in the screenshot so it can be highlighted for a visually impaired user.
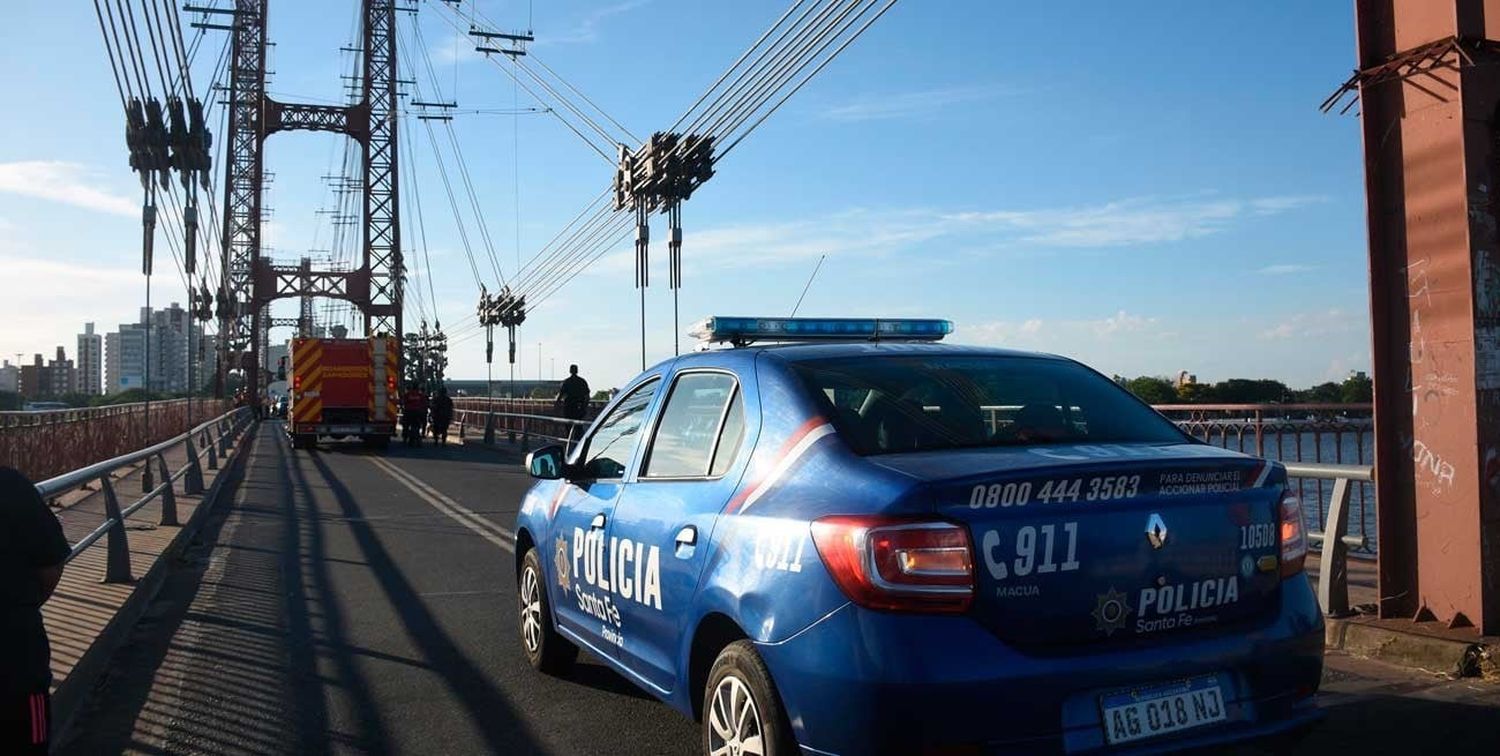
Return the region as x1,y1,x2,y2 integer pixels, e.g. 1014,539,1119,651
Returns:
58,422,1500,755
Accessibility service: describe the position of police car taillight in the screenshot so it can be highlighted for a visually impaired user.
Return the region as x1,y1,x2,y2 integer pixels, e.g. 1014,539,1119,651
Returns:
810,516,974,613
1280,491,1308,579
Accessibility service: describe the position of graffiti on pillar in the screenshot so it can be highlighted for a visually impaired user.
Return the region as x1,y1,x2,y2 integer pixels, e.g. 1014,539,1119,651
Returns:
1411,439,1458,493
1405,259,1459,421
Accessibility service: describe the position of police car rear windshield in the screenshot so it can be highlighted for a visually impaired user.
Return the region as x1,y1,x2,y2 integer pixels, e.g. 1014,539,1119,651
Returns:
792,355,1190,456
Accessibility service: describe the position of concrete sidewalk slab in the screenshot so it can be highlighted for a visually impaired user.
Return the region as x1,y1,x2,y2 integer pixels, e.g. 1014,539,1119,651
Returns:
40,419,253,739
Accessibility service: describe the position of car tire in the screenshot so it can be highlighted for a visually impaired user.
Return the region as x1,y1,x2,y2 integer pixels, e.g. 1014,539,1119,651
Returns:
702,640,796,756
518,547,577,674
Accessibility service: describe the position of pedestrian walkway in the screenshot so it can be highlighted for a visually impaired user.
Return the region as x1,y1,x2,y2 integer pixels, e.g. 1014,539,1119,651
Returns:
41,423,248,721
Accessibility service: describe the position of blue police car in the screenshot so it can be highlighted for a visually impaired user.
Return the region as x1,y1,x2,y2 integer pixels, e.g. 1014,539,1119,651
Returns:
514,316,1323,754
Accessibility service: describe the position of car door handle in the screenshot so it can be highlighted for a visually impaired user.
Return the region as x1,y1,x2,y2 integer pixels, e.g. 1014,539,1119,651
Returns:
590,513,607,530
675,526,697,547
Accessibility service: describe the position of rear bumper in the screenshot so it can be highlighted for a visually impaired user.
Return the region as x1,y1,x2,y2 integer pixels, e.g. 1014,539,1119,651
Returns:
756,577,1324,755
289,423,394,436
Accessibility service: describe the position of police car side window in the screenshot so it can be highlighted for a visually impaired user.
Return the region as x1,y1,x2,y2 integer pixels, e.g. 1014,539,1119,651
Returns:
583,378,660,479
643,372,738,478
709,390,745,477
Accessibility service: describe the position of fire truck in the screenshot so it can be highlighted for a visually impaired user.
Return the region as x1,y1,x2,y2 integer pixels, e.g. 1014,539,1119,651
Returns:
286,336,398,450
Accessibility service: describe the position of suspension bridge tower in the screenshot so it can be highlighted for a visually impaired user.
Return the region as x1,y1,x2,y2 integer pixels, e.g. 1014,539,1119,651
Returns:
216,0,402,398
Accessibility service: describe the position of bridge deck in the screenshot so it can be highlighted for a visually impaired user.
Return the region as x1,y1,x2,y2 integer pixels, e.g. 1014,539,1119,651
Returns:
56,423,1500,754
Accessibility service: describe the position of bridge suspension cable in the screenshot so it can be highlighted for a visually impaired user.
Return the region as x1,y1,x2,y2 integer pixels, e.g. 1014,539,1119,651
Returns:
498,0,900,332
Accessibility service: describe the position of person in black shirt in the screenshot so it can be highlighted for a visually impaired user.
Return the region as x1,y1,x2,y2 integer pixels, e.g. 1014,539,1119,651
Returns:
554,364,591,421
430,387,454,446
1,467,70,754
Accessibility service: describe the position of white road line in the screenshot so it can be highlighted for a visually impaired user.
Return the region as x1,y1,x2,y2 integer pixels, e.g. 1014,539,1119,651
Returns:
367,456,516,553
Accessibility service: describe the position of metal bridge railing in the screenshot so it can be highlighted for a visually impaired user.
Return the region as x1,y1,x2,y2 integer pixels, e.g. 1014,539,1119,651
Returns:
34,406,252,584
1,398,229,482
453,406,592,452
1283,461,1375,618
1154,403,1376,557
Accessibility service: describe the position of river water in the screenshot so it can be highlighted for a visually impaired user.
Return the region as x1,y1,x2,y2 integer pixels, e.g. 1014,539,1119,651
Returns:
1191,427,1378,555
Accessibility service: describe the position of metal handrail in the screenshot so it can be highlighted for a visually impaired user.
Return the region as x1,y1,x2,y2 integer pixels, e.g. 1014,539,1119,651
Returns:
35,406,252,582
1282,461,1374,618
452,407,591,451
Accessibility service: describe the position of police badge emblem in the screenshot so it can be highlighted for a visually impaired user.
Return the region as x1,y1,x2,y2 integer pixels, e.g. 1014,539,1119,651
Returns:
554,535,571,593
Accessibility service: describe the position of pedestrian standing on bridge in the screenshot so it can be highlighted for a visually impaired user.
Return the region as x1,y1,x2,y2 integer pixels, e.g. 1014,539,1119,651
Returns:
403,384,429,447
430,386,454,446
1,467,70,754
554,364,591,421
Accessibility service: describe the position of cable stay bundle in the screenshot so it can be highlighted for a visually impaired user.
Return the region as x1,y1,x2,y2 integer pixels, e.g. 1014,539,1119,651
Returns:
447,0,901,367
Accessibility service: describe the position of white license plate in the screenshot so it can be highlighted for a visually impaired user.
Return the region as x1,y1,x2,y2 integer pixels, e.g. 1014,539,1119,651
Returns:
1100,676,1227,745
327,425,364,434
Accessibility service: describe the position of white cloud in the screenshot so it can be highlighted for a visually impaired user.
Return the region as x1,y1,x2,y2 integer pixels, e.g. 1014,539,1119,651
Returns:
958,308,1370,387
944,197,1246,247
1258,263,1317,275
429,31,489,67
0,161,139,218
819,85,1020,122
584,194,1323,281
1095,310,1155,336
962,310,1159,351
541,0,648,45
1258,309,1358,341
0,252,147,360
1249,195,1328,215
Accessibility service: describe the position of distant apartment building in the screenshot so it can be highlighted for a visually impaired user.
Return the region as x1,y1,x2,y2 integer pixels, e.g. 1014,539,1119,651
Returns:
76,322,103,395
0,360,18,393
19,348,76,399
105,303,206,395
106,324,148,394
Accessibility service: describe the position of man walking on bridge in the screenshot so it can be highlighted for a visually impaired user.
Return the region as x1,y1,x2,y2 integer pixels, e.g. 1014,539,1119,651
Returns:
554,364,591,421
1,467,70,754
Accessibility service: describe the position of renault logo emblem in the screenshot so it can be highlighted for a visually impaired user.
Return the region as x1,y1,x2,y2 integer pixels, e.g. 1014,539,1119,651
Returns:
1145,513,1168,549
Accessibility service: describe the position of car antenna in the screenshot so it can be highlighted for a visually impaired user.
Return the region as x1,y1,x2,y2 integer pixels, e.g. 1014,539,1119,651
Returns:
789,254,826,317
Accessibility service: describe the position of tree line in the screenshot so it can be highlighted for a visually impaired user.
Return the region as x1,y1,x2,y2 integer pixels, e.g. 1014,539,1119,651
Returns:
1113,374,1374,405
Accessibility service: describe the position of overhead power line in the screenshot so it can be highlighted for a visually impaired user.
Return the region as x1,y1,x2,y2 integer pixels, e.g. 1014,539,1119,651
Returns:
502,0,899,321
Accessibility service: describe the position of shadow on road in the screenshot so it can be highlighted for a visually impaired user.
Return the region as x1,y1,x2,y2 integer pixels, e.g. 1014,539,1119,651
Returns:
281,432,389,753
305,451,546,754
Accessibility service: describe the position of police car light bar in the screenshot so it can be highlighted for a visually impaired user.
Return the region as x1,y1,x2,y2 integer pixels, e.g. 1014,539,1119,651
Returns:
689,316,953,346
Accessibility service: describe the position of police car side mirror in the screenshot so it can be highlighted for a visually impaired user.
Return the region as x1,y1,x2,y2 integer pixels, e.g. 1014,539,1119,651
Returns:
526,445,566,480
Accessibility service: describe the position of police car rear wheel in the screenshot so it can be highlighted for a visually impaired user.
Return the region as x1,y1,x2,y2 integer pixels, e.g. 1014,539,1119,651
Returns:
519,548,577,674
703,641,794,756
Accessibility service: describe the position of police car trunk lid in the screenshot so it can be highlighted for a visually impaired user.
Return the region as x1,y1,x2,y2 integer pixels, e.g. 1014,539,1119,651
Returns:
870,443,1283,646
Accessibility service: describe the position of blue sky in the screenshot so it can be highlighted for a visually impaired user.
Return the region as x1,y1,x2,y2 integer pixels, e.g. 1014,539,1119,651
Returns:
0,1,1371,390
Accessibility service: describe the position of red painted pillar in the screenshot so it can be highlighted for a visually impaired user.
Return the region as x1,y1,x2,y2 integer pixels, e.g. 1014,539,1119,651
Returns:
1356,0,1500,633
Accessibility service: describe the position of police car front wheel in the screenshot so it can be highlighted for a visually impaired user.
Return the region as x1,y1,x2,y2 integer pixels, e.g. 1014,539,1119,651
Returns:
519,548,577,674
703,641,795,756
